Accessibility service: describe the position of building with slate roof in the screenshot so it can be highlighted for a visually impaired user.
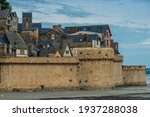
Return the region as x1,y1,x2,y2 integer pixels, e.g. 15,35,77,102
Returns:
0,7,11,34
66,33,101,48
39,25,65,40
0,32,28,57
64,25,111,35
64,25,111,47
11,12,18,32
36,39,62,57
0,5,18,34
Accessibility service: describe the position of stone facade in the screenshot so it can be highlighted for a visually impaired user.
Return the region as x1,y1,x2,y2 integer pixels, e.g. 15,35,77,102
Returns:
0,48,146,91
77,48,115,89
112,56,124,86
122,66,146,86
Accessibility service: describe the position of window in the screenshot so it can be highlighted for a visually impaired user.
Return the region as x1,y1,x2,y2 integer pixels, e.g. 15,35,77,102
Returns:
16,49,20,55
66,50,69,54
7,20,10,24
51,34,55,40
9,47,12,54
24,50,28,55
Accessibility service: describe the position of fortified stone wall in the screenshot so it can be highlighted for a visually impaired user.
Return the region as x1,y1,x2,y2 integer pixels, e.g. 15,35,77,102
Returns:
77,48,115,89
112,55,124,87
122,66,146,86
0,58,79,90
0,48,147,91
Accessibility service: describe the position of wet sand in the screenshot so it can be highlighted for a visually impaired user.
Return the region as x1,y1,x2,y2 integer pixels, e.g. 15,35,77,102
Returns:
0,85,150,100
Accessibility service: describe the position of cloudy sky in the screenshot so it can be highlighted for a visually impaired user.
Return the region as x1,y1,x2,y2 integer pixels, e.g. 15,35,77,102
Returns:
8,0,150,67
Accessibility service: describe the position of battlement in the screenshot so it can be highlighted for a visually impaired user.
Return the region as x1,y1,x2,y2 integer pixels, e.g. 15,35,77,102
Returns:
77,47,114,60
122,65,146,86
122,65,146,70
114,55,123,62
0,57,79,64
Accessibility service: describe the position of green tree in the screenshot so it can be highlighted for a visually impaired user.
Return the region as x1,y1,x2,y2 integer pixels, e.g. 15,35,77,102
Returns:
0,0,12,11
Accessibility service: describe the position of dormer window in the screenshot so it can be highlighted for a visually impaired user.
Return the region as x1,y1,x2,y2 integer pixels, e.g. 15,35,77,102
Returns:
51,34,55,40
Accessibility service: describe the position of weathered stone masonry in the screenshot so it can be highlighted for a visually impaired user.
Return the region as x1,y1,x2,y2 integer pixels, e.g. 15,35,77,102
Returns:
0,48,146,91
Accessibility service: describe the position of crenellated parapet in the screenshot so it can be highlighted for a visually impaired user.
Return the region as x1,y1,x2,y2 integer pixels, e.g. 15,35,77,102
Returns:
122,66,146,71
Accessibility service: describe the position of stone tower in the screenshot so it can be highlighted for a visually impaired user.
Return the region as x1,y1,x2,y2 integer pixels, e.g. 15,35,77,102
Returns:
77,48,115,89
22,12,32,28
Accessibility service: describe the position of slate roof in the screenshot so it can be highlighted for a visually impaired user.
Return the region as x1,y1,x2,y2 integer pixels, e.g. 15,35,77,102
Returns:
64,25,111,35
0,9,9,19
67,34,100,42
37,39,61,50
39,28,49,35
0,36,9,44
38,39,52,46
4,32,28,49
20,33,34,45
39,46,56,57
11,12,17,17
32,23,42,29
52,39,61,50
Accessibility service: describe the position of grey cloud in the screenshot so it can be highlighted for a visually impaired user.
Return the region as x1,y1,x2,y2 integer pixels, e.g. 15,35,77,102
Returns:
54,3,93,18
8,0,50,10
9,0,93,18
32,10,51,15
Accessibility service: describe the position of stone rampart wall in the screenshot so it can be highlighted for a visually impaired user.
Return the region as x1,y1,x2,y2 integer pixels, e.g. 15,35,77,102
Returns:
122,66,146,86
